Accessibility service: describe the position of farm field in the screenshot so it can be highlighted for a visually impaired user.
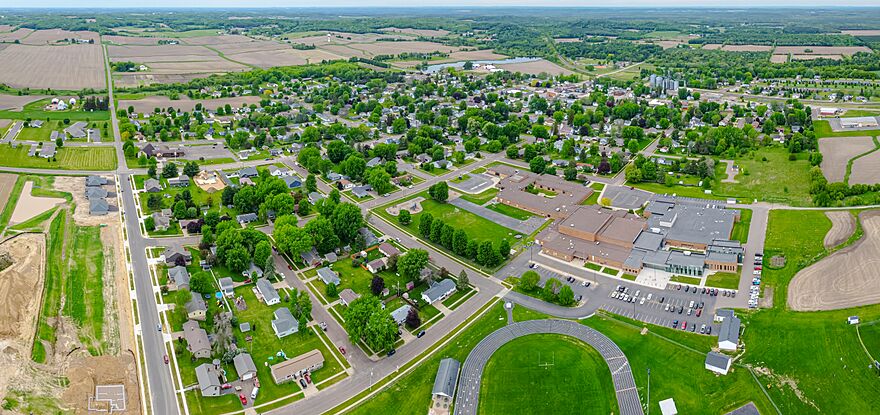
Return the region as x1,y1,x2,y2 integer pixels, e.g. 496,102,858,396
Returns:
774,45,873,57
379,27,450,37
848,147,880,185
17,29,99,45
702,44,773,52
0,144,116,170
0,44,105,90
818,136,876,183
788,210,880,311
496,59,574,76
119,95,263,114
0,94,46,111
478,334,617,415
823,211,856,249
0,97,110,121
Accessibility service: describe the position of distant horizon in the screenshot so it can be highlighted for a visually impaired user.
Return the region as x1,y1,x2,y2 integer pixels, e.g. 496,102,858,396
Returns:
4,2,880,9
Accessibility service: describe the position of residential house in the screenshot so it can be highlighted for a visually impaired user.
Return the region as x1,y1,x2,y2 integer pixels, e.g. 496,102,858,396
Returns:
717,311,741,351
339,288,360,306
163,246,192,266
151,211,171,231
272,307,298,338
433,159,451,169
366,157,382,168
327,172,342,182
268,165,292,177
195,363,222,397
144,178,162,193
85,175,108,187
64,121,88,139
238,167,258,178
300,248,321,267
390,304,411,326
218,277,234,297
168,265,190,290
237,213,258,225
185,291,207,321
359,227,379,247
89,198,109,216
168,175,190,187
270,349,324,384
316,267,340,285
352,186,371,198
256,278,280,305
378,243,400,257
366,257,388,274
183,320,211,359
308,192,324,204
421,279,457,304
233,353,258,381
39,142,57,158
283,176,302,189
85,187,108,200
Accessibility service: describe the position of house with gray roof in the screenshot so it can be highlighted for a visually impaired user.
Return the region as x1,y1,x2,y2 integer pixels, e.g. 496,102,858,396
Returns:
421,279,456,304
308,191,324,204
151,211,171,231
283,176,302,189
366,156,382,168
316,267,340,285
144,178,162,193
218,277,234,297
390,304,411,326
352,185,371,199
167,175,190,187
301,247,321,266
195,363,222,397
89,197,109,216
84,187,108,200
39,142,56,158
168,265,190,290
237,213,258,225
339,288,360,306
256,278,280,305
185,291,207,321
359,227,379,247
234,353,258,381
272,307,298,338
163,246,192,265
238,166,258,178
86,175,108,187
705,352,731,375
432,358,461,399
64,121,88,139
183,319,211,359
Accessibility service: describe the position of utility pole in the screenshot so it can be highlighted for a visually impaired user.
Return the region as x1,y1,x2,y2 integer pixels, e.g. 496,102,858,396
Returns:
647,367,651,415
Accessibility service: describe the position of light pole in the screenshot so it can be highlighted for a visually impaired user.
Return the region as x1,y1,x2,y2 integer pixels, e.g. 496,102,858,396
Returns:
370,369,373,391
647,367,651,415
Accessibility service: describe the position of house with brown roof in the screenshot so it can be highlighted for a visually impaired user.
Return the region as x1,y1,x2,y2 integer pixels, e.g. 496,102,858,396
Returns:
270,349,324,384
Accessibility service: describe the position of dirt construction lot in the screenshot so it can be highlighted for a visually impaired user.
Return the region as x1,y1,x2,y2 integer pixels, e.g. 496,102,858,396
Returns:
789,210,880,311
823,211,856,249
0,44,105,90
849,148,880,185
818,136,876,183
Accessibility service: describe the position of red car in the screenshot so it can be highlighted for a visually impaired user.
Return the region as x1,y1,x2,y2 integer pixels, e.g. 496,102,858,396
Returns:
239,394,248,405
682,322,687,330
305,372,312,384
339,346,346,355
288,264,293,270
163,355,169,364
221,384,232,390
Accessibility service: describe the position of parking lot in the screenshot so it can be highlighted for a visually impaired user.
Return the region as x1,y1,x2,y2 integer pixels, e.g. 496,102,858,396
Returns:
600,283,726,334
181,142,235,161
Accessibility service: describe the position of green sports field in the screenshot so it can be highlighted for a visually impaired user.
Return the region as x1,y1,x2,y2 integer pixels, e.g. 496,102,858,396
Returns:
479,334,617,415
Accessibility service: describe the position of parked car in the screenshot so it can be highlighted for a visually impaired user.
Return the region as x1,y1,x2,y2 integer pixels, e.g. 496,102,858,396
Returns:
299,378,308,388
221,383,232,390
659,296,665,303
387,349,396,357
239,394,248,405
417,330,426,338
682,321,687,330
164,355,169,364
700,324,707,334
696,308,702,317
339,346,346,355
672,320,678,329
640,297,646,305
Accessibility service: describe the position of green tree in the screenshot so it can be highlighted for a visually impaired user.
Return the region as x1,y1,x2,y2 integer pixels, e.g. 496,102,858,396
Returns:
331,203,364,243
558,285,575,306
452,229,469,256
161,162,178,178
183,161,200,177
253,241,272,271
326,283,338,298
306,174,318,193
398,249,429,281
419,213,434,238
457,269,469,290
398,209,411,225
189,272,214,294
542,278,562,301
529,157,546,174
499,239,510,259
520,271,540,291
428,181,448,202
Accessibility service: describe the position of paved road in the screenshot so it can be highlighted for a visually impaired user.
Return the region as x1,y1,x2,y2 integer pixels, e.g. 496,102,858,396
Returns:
453,319,644,415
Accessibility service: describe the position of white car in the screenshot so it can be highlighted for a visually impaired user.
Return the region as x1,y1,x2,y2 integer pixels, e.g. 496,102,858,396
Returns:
646,293,653,301
640,297,646,305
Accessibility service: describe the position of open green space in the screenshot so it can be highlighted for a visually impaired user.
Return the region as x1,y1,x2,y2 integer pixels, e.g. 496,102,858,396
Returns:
715,148,813,206
670,275,701,285
479,334,617,415
485,202,533,220
376,191,522,247
732,208,752,243
858,321,880,360
0,98,110,121
621,273,637,281
705,271,741,289
458,187,498,205
0,144,116,170
584,262,602,271
762,209,831,304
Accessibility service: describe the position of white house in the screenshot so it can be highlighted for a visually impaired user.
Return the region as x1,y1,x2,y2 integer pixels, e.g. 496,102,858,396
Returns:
272,307,298,338
705,352,731,375
421,279,456,304
256,278,280,306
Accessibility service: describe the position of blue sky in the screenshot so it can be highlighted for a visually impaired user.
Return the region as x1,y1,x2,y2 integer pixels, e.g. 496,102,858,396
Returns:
10,1,880,7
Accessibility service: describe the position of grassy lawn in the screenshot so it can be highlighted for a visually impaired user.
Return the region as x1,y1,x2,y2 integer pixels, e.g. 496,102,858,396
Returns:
763,210,831,305
716,148,813,206
583,313,776,415
479,334,617,415
600,266,617,275
310,260,411,300
621,273,637,281
631,181,716,200
732,208,752,243
440,286,474,309
485,202,533,220
814,120,880,138
584,262,602,271
670,275,701,285
376,191,522,247
581,190,601,205
0,144,116,170
459,187,498,205
0,100,110,121
705,271,741,289
858,322,880,360
16,125,55,142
